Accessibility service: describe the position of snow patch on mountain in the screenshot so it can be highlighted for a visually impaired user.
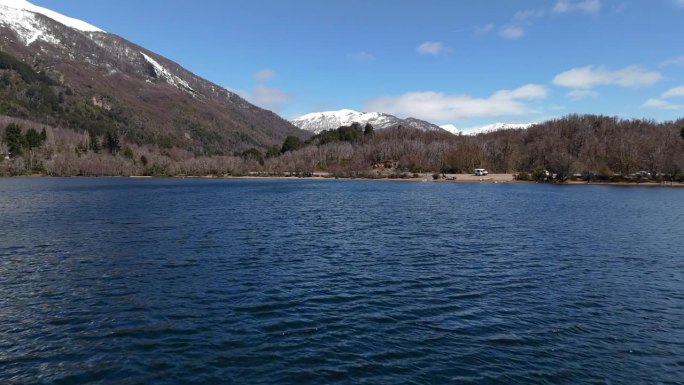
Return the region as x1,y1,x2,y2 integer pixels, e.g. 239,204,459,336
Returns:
0,5,59,46
292,109,397,134
141,52,196,94
0,0,102,32
292,109,444,134
439,124,460,135
462,122,537,135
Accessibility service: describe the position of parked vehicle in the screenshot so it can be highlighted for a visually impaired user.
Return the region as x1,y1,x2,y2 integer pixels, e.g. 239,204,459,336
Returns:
474,168,489,176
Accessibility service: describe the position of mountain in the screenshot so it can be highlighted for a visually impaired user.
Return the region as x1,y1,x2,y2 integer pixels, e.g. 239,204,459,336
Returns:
439,124,460,135
462,122,537,135
292,109,446,134
0,0,307,155
440,122,536,135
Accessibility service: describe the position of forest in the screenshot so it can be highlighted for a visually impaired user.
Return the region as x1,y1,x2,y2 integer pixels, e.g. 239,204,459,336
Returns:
1,114,683,182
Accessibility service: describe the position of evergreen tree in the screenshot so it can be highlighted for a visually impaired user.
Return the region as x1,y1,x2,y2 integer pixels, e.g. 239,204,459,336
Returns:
24,128,43,172
88,130,100,153
350,122,363,134
266,145,281,158
40,127,47,142
105,131,121,155
364,123,374,137
4,123,24,157
281,135,303,153
338,125,362,142
24,128,42,150
241,148,264,165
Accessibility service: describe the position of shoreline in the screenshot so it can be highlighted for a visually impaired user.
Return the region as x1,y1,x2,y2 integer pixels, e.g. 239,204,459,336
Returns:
6,173,683,187
136,173,684,187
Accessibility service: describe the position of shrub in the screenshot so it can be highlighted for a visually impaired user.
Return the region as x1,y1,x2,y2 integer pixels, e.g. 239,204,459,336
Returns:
515,172,530,181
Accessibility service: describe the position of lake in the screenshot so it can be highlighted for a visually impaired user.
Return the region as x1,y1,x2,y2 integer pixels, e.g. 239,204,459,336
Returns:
1,178,682,384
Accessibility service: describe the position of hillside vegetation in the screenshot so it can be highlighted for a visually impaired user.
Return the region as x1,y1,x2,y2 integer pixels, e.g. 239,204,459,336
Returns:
0,27,306,155
2,113,682,183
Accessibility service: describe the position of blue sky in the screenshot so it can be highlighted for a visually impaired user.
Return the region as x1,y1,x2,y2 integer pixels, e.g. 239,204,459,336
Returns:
32,0,684,128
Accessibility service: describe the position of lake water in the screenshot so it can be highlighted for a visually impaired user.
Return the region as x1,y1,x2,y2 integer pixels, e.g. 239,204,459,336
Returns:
1,178,683,384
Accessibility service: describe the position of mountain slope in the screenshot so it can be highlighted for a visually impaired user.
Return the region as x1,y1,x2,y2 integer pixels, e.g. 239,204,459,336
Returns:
292,109,446,134
0,0,307,155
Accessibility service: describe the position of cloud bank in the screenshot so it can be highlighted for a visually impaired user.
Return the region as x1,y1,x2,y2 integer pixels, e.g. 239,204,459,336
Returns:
642,86,684,110
364,84,547,122
553,65,662,89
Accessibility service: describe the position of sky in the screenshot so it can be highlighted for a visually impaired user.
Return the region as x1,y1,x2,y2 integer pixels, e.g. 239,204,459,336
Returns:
28,0,684,129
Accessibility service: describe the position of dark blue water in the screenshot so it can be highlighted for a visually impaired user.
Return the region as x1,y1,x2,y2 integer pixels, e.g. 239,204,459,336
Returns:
1,178,683,384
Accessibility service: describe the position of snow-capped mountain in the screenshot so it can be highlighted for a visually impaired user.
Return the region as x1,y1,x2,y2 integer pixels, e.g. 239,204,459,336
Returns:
292,109,445,134
439,124,460,135
440,122,536,135
0,0,102,40
462,122,537,135
0,0,304,153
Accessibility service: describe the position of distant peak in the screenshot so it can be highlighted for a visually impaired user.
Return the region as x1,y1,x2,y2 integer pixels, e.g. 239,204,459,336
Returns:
461,122,537,135
0,0,104,32
439,124,460,134
292,109,446,134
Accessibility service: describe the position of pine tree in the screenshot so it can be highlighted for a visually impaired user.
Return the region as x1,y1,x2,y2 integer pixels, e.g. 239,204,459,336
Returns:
88,130,100,153
266,145,281,158
4,123,24,157
105,131,121,155
24,128,42,172
24,128,42,150
281,136,303,153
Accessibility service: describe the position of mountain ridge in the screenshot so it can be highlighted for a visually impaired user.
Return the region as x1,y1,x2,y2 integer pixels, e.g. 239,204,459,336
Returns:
441,122,538,135
0,0,307,154
292,109,445,134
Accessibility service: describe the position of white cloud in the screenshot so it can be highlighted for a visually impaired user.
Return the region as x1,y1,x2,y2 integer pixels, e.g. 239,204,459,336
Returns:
513,9,546,21
254,69,276,81
499,9,546,40
348,51,375,62
642,98,683,110
499,25,525,39
553,65,662,89
662,86,684,98
553,0,602,14
496,2,598,40
641,86,684,110
492,84,549,99
476,23,495,33
364,84,548,122
568,89,599,99
498,9,544,40
661,54,684,67
244,85,294,112
417,41,449,55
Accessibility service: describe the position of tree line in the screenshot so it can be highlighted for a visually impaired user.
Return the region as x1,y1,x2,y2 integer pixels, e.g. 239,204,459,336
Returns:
1,114,683,182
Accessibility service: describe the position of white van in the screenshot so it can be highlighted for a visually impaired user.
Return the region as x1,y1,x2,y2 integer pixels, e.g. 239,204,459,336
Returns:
474,168,489,176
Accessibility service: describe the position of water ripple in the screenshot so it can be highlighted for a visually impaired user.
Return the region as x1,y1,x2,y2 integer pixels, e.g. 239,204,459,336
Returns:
0,178,683,384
